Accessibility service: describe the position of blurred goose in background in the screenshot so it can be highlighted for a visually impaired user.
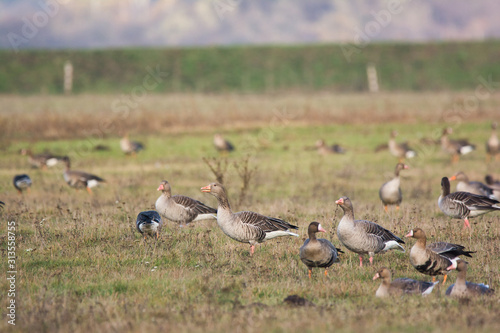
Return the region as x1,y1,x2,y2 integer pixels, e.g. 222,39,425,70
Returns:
120,134,144,156
406,228,474,284
156,180,217,227
379,163,409,212
335,196,405,267
213,133,234,154
20,149,64,169
13,174,32,194
136,210,163,240
440,127,475,163
201,182,298,256
315,139,345,155
445,261,495,298
485,175,500,187
486,122,499,162
438,177,500,229
449,171,497,200
0,201,4,209
388,130,416,162
373,267,438,298
299,222,343,279
62,157,106,194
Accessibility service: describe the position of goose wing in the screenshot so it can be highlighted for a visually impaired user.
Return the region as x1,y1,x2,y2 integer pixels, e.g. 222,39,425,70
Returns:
234,211,297,232
355,220,404,244
427,242,474,259
173,195,217,215
448,191,500,210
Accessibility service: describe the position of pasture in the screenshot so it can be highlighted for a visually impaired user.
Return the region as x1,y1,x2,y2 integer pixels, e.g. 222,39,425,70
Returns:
1,92,500,332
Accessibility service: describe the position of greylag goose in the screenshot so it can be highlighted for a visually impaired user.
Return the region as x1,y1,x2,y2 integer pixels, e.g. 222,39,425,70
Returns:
438,177,500,229
201,182,298,255
440,127,475,163
485,175,500,187
449,171,497,200
136,210,163,240
20,149,64,169
445,261,495,297
486,122,499,162
13,174,32,194
214,134,234,153
388,130,416,162
405,228,474,284
335,196,405,267
156,180,217,226
315,139,345,155
62,157,105,194
120,134,144,156
299,222,343,278
379,163,409,212
373,267,438,298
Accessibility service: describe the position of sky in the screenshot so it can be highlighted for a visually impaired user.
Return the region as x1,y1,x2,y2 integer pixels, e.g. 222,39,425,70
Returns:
1,0,500,51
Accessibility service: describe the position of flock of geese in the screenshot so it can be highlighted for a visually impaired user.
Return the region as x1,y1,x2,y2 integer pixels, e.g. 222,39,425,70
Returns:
10,125,500,299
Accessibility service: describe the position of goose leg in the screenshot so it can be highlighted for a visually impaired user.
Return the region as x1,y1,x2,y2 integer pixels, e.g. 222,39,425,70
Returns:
442,275,448,285
308,269,312,279
86,187,93,195
324,269,328,277
463,218,471,229
250,245,255,256
396,205,400,211
369,256,374,265
384,205,388,213
359,256,363,267
432,277,436,283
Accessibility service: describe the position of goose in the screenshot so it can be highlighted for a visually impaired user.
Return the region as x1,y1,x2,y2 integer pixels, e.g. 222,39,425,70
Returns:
62,157,105,194
438,177,500,229
299,222,343,278
335,196,405,267
20,149,64,169
315,139,345,155
201,182,298,255
440,127,475,163
13,174,32,194
486,122,499,162
405,228,474,284
120,134,144,156
388,130,416,161
485,175,500,188
156,180,217,226
372,267,438,298
136,210,163,240
379,163,409,212
445,261,495,297
213,134,234,153
449,171,497,200
0,201,4,209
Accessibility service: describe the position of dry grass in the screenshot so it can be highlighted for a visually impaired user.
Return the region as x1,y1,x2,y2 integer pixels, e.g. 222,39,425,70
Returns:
1,92,500,332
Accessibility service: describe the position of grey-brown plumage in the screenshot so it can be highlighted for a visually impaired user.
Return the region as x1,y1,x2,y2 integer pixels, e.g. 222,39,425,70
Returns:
62,157,105,194
156,180,217,226
373,267,438,298
486,122,499,162
13,174,32,194
438,177,500,229
449,171,497,200
405,228,474,284
201,182,298,255
440,127,475,163
388,130,416,161
120,134,144,155
213,134,234,153
379,163,409,212
20,149,65,169
335,196,405,267
300,222,343,278
445,261,495,298
315,139,345,155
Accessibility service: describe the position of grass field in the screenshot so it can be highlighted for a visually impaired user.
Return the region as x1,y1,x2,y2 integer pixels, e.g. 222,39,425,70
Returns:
1,92,500,332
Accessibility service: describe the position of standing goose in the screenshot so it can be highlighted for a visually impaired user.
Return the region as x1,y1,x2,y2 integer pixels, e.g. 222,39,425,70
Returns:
335,196,405,267
136,210,163,240
13,174,32,194
315,139,345,155
156,180,217,227
405,228,474,284
62,157,106,194
449,171,497,200
438,177,500,229
445,261,495,297
213,134,235,154
388,130,416,162
201,182,298,255
486,122,499,162
440,127,475,163
120,134,144,156
20,149,64,169
299,222,343,278
373,267,438,298
379,163,409,212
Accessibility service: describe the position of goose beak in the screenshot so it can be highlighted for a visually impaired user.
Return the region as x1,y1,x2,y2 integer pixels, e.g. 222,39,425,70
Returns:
373,273,380,281
405,230,413,238
201,185,211,193
404,165,409,169
318,225,326,233
335,198,344,205
157,184,164,191
449,175,457,181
